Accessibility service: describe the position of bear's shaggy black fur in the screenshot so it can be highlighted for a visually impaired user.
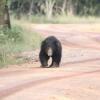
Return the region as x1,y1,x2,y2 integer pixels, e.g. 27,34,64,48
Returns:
39,36,62,68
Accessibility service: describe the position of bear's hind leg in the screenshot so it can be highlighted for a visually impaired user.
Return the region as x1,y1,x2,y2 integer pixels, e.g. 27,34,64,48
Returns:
52,54,61,67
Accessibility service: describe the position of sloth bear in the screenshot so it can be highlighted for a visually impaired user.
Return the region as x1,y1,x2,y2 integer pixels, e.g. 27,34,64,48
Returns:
39,36,62,68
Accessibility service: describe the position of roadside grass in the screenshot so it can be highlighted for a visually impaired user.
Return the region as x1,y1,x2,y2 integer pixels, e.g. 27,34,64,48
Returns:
0,25,43,67
19,15,100,24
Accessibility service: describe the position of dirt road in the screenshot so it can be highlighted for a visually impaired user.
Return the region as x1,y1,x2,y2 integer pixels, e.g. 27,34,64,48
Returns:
0,24,100,100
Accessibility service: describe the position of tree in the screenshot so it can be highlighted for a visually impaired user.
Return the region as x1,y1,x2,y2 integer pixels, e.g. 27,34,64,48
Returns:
0,0,11,28
4,0,11,28
45,0,55,19
9,0,100,17
0,0,5,25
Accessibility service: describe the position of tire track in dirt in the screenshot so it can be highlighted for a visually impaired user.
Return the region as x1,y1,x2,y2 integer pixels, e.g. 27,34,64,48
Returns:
61,57,100,66
0,56,100,77
0,67,41,76
34,28,100,50
0,69,100,99
61,39,100,50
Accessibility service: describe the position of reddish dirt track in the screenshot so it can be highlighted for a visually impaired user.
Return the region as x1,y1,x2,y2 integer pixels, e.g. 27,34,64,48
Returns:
0,24,100,100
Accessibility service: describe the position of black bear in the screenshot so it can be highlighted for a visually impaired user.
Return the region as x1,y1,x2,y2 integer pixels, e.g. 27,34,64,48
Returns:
39,36,62,68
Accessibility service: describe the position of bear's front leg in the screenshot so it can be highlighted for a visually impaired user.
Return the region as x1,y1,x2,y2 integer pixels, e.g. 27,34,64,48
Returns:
39,53,49,68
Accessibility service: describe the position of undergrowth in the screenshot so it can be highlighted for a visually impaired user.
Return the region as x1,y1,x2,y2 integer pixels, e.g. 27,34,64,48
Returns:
0,25,42,67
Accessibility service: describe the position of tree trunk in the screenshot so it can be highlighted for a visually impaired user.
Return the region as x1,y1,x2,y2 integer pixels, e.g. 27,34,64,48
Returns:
45,0,55,19
67,0,74,16
0,0,5,25
61,0,67,15
28,0,34,16
4,4,11,29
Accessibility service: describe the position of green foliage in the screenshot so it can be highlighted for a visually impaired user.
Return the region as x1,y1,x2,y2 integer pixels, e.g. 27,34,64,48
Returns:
0,25,42,67
0,26,23,43
9,0,100,17
26,15,100,24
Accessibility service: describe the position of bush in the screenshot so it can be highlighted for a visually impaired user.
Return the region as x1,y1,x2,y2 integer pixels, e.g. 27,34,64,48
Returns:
0,25,42,67
0,26,23,43
23,15,100,24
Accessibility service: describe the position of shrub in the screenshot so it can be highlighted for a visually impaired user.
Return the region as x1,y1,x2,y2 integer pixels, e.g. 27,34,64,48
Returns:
0,25,42,67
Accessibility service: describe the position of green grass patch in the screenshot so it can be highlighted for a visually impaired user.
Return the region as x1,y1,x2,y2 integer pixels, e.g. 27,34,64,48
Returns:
0,25,42,67
19,15,100,24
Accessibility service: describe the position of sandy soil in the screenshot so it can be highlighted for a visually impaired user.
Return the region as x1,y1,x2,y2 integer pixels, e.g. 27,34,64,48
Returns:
0,24,100,100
